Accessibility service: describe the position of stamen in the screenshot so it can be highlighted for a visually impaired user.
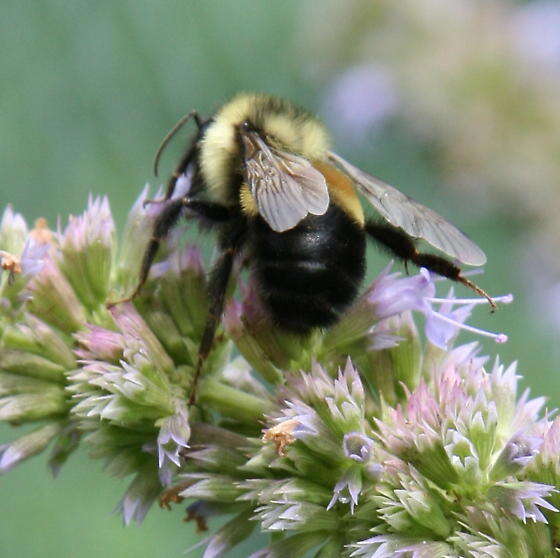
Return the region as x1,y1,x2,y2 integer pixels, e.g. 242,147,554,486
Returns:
430,310,508,343
427,294,514,305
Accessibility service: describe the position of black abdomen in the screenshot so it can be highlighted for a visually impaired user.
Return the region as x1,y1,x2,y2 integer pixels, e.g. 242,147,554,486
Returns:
251,205,366,334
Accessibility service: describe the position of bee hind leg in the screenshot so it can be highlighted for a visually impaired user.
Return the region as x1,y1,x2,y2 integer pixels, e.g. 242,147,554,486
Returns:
413,252,496,311
365,221,496,311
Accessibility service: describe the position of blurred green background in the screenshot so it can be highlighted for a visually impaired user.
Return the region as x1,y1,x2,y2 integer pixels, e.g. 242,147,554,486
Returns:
1,1,559,556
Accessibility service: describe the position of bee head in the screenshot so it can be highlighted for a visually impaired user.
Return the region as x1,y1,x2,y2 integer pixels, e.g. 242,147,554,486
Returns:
199,93,330,201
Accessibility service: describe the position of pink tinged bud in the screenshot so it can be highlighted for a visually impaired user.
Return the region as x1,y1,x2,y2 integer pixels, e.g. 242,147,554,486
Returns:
223,299,244,337
0,205,28,253
116,185,165,295
0,422,62,473
2,314,75,370
115,468,161,525
74,325,125,361
222,294,285,385
58,196,114,308
27,259,86,333
109,302,174,376
181,244,204,276
0,389,66,422
541,417,560,462
60,196,114,251
154,244,209,337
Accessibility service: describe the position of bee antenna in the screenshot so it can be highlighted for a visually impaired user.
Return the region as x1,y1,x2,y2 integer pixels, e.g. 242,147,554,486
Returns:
153,110,202,177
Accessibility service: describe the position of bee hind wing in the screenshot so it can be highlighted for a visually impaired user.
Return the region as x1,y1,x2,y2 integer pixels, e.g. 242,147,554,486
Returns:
327,151,486,266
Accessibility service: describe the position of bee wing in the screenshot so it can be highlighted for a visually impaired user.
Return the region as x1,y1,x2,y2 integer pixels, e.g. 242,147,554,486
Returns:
244,140,329,232
328,151,486,266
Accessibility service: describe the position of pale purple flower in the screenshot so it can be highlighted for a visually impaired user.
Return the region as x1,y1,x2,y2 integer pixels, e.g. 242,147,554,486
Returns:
424,288,473,348
157,402,191,472
512,1,560,69
365,265,435,320
496,433,543,472
322,64,398,144
337,264,511,350
343,432,374,463
273,400,322,441
423,288,512,349
327,467,362,513
20,238,50,277
351,535,452,558
490,481,557,523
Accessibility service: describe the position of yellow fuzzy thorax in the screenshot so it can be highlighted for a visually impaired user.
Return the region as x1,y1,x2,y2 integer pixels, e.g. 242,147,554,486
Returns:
200,93,330,201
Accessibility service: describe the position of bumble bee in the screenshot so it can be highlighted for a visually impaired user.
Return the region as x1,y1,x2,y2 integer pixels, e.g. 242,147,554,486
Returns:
123,93,493,402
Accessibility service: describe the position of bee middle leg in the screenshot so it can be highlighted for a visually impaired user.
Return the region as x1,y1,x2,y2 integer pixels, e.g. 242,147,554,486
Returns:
189,242,238,405
365,221,496,310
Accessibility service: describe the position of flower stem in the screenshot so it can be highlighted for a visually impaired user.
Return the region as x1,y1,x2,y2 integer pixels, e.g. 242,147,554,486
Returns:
198,378,272,423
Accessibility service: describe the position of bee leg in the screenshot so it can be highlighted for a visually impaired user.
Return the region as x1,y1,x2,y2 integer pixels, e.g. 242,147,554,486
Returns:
108,198,231,307
413,253,497,311
188,242,239,405
108,197,186,306
365,222,496,310
365,222,419,265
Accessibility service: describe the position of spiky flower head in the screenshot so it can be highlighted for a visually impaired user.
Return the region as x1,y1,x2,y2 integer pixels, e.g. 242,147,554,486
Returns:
2,189,559,558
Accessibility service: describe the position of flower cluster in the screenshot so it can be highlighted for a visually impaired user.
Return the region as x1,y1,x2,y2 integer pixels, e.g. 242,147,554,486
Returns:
2,190,559,557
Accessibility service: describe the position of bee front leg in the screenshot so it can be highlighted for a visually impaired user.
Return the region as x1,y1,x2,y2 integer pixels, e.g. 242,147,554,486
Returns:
108,198,230,306
365,221,496,310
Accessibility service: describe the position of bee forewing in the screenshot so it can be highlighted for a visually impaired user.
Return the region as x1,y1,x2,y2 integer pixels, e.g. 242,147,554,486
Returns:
328,151,487,266
244,135,329,232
